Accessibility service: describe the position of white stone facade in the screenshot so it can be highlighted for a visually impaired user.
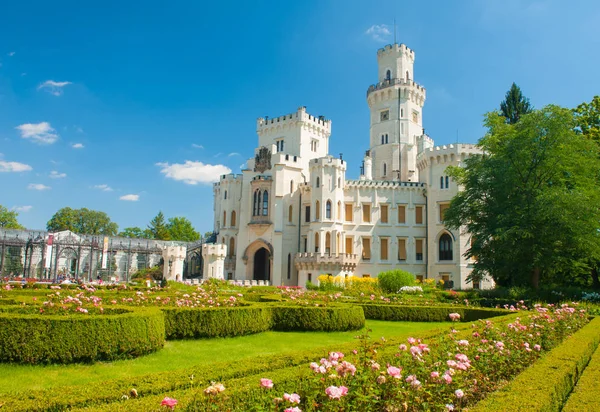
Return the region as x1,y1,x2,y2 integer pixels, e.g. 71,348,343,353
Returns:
211,43,493,290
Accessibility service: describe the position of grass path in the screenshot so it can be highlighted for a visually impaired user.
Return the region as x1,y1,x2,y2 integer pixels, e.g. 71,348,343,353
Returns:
0,320,446,394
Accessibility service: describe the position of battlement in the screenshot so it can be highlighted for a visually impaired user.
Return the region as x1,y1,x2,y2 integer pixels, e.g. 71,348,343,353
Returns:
213,174,244,187
256,106,331,136
416,144,482,170
202,243,227,258
377,43,414,59
366,77,426,99
345,180,425,189
309,156,346,170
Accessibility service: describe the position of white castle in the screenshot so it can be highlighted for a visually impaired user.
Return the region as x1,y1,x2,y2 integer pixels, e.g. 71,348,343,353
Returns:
207,43,493,290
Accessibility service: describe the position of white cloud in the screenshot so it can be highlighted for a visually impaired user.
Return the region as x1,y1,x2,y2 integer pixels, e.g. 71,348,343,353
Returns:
71,143,84,149
13,205,32,212
191,144,204,149
8,52,15,57
0,160,33,172
366,24,392,42
228,152,241,157
120,194,139,201
93,184,113,192
213,152,223,158
15,122,59,144
240,163,247,170
28,183,51,191
37,80,72,96
156,160,231,185
49,170,66,179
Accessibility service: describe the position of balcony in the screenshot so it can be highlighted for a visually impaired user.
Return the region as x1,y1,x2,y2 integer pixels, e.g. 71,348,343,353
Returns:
366,77,425,98
294,252,359,271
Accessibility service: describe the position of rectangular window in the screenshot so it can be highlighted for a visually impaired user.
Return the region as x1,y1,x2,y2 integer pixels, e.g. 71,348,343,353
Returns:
345,203,353,222
439,203,449,222
303,237,307,253
305,206,311,223
362,204,371,223
398,238,407,261
397,205,406,224
416,275,424,283
345,236,353,254
362,237,371,261
380,204,389,223
415,205,423,224
416,239,424,261
362,274,371,278
380,237,388,260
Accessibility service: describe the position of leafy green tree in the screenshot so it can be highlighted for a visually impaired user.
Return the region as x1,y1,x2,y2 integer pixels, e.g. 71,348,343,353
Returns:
203,231,216,243
574,95,600,143
167,217,200,242
147,211,170,240
0,205,25,229
500,83,532,124
445,105,600,289
46,207,118,235
118,227,153,239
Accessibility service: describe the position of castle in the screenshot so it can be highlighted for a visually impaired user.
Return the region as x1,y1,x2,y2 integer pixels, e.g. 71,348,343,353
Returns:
208,43,494,290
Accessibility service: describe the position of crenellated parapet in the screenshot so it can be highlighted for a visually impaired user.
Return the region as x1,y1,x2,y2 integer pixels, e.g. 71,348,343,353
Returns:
416,144,482,171
256,106,331,138
309,156,347,172
345,180,425,189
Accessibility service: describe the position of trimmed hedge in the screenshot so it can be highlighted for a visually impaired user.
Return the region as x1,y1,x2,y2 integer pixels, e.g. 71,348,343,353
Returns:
0,306,165,364
361,304,508,322
563,341,600,411
271,305,365,331
162,306,272,339
472,316,600,412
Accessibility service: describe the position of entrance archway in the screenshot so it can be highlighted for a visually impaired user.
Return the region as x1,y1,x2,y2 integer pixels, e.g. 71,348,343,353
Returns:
253,247,271,281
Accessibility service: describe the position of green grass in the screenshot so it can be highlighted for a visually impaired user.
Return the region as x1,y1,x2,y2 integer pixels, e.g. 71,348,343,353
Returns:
0,320,446,394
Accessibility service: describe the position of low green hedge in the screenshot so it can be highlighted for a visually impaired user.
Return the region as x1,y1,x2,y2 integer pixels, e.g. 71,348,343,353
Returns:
271,305,365,331
361,304,508,322
0,306,165,364
472,316,600,412
162,306,272,339
562,339,600,411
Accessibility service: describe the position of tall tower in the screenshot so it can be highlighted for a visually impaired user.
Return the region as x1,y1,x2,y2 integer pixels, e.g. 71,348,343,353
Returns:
366,43,426,181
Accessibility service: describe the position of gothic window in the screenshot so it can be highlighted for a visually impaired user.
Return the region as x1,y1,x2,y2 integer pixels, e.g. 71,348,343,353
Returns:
386,69,391,81
385,134,389,143
231,211,236,227
315,232,320,253
381,135,384,145
325,232,331,255
315,200,320,220
288,205,293,223
445,176,449,189
253,190,260,216
326,200,332,219
224,190,227,200
337,201,341,220
229,237,235,257
383,163,387,176
439,233,453,261
223,211,227,227
406,70,410,80
287,253,292,279
262,190,269,216
316,177,320,188
440,176,444,189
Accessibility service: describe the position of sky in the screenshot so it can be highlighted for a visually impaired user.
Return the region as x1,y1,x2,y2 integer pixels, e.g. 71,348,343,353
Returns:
1,0,599,234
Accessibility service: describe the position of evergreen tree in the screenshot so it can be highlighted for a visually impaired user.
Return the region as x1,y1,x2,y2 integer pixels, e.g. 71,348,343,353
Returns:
500,83,532,124
148,211,170,240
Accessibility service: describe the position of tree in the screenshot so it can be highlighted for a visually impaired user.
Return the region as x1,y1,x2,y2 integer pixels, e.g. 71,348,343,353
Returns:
167,217,200,242
147,211,170,240
0,205,25,229
47,207,118,235
118,227,153,239
500,83,532,124
574,95,600,143
444,105,600,289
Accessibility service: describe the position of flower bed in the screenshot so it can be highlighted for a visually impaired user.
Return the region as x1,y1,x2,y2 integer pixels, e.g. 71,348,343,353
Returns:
0,306,165,364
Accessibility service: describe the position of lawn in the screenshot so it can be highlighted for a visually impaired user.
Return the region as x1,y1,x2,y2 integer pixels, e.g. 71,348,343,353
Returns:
0,320,447,394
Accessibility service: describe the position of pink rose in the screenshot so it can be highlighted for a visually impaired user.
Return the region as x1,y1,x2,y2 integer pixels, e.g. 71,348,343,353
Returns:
325,385,348,400
161,397,178,410
399,344,407,351
260,378,273,389
284,393,301,404
455,389,464,398
387,366,402,379
430,371,440,379
534,344,541,351
284,408,302,412
442,374,452,384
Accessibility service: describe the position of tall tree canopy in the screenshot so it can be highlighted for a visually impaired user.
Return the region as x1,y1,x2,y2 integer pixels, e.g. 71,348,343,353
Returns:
574,95,600,143
46,207,118,235
118,227,153,239
444,105,600,289
0,205,25,229
147,211,170,240
500,83,532,124
167,217,200,242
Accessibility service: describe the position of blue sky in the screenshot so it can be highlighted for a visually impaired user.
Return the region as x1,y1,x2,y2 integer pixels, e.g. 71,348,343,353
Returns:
1,0,599,234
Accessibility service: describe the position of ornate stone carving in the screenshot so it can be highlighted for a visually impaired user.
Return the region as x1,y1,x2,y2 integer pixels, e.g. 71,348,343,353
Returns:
254,146,271,173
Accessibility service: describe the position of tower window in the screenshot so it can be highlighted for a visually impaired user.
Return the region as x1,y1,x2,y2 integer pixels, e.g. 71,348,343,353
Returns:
385,134,389,144
381,135,384,145
305,206,311,223
316,177,320,188
224,190,227,200
315,200,320,220
383,163,387,177
326,200,332,219
262,190,269,216
287,253,291,279
440,176,444,189
288,205,293,223
386,70,391,81
445,176,449,188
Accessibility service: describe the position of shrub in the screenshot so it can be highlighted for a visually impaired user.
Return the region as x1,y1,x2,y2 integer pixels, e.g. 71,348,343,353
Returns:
271,305,365,332
562,331,600,411
0,306,165,364
377,269,415,293
361,304,508,322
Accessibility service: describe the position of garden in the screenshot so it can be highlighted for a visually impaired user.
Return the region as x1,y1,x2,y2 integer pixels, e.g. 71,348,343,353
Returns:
1,270,600,411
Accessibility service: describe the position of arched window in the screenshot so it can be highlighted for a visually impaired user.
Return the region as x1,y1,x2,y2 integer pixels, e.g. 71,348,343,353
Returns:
253,190,260,216
440,176,444,189
223,211,227,227
325,232,331,255
316,177,320,188
224,190,227,200
315,232,320,253
406,70,410,80
231,211,236,227
287,253,291,279
381,135,384,145
288,205,293,223
439,233,453,261
290,180,294,193
229,237,235,257
337,201,341,220
262,190,269,216
386,69,391,81
315,200,320,220
326,200,332,219
383,163,387,176
385,134,389,143
445,176,449,189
